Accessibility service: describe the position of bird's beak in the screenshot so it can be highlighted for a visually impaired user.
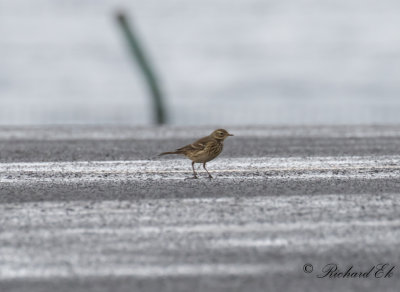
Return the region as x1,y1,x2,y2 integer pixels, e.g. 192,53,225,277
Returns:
228,133,234,136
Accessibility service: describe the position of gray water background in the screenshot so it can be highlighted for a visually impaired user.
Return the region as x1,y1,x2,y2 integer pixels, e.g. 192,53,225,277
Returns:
1,0,400,125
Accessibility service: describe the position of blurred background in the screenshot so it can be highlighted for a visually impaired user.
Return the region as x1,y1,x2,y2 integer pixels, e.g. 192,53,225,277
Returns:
1,0,400,126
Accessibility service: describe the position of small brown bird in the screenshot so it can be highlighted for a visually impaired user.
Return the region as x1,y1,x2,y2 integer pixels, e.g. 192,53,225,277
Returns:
159,129,234,179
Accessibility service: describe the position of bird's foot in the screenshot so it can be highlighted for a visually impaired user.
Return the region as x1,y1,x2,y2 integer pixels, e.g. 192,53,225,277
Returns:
208,174,213,179
185,175,198,180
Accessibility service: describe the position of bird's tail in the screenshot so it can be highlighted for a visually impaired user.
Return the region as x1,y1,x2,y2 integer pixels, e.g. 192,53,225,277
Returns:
158,151,180,156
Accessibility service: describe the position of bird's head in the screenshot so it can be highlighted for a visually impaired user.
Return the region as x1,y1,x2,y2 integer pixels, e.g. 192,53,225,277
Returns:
211,129,234,140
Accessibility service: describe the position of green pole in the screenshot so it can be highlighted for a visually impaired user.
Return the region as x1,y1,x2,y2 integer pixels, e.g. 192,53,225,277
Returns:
116,12,167,125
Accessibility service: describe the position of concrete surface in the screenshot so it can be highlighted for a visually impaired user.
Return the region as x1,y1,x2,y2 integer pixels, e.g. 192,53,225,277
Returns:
0,126,400,292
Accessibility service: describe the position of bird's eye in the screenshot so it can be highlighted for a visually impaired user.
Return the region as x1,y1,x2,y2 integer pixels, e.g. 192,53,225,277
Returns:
219,132,224,135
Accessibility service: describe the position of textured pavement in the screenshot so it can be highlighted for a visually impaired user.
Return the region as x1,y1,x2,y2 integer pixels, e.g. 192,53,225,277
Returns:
0,126,400,292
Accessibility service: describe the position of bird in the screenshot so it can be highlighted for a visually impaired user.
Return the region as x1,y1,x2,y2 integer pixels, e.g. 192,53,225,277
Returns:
159,129,234,179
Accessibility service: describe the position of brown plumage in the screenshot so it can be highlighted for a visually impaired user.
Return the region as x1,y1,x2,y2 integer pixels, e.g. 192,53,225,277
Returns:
159,129,234,178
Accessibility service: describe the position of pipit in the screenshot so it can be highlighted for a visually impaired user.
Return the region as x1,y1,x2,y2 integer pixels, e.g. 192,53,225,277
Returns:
159,129,234,179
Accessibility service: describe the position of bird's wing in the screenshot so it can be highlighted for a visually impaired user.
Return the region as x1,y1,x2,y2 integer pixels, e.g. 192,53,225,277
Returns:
176,136,209,152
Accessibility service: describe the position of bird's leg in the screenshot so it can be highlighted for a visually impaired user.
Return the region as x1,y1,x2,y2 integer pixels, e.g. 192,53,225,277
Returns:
191,161,198,179
203,162,213,179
